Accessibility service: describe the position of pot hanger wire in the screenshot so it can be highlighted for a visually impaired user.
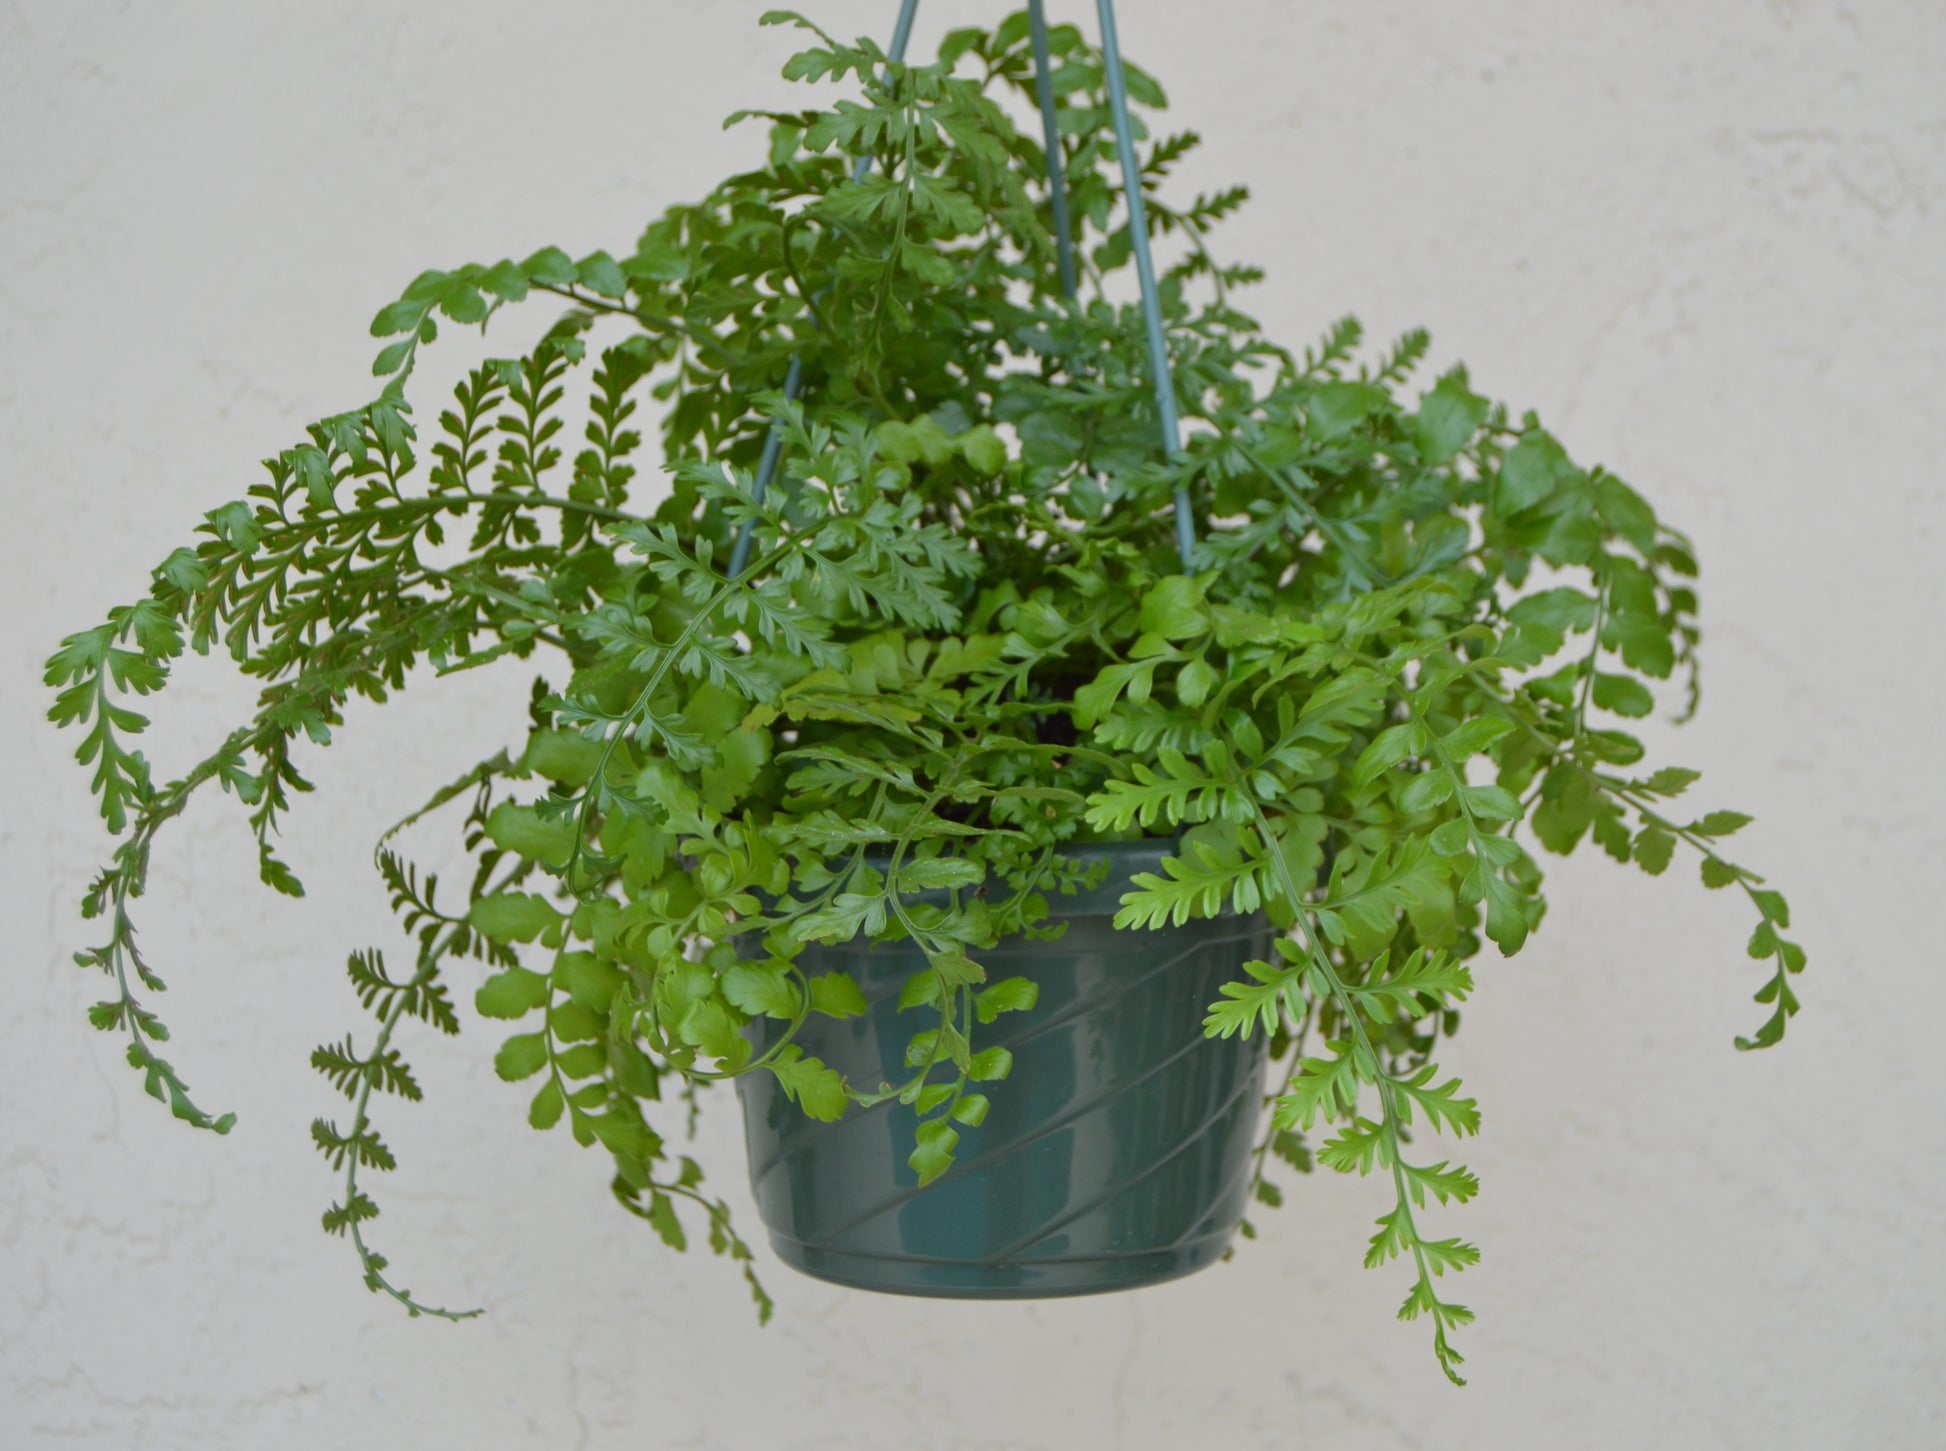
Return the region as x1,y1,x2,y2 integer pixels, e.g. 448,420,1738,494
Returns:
726,0,1195,578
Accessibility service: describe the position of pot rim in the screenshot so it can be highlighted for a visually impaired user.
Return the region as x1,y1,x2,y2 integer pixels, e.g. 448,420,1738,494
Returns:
845,836,1188,920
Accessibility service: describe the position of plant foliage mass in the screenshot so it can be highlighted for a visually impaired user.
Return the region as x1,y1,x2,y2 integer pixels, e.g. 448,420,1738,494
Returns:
46,9,1803,1382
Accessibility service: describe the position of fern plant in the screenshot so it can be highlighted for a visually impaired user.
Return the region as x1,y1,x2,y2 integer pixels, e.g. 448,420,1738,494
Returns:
44,9,1804,1383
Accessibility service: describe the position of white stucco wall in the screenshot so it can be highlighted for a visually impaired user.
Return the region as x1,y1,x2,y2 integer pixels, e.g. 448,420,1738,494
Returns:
4,2,1943,1446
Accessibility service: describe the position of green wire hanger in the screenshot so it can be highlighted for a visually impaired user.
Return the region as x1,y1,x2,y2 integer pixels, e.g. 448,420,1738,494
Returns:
726,0,1194,577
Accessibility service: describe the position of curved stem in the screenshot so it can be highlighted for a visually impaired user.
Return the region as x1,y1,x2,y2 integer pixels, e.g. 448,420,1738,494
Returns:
341,933,481,1322
1242,796,1469,1384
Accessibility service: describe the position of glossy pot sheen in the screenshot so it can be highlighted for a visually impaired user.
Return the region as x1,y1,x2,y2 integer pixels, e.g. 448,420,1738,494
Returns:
736,842,1270,1299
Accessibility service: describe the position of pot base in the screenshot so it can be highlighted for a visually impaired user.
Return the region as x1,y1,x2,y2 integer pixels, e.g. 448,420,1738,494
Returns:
766,1226,1239,1299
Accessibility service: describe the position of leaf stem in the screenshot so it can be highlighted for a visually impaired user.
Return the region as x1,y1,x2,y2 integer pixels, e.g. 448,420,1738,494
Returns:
1243,797,1471,1384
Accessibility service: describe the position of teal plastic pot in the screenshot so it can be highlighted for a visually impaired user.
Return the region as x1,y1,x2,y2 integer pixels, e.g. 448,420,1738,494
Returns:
736,841,1270,1299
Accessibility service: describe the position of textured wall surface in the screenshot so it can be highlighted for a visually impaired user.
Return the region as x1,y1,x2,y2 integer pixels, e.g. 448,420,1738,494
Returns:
4,2,1943,1447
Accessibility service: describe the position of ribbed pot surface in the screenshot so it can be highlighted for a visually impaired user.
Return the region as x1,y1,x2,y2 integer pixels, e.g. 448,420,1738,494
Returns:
737,842,1270,1299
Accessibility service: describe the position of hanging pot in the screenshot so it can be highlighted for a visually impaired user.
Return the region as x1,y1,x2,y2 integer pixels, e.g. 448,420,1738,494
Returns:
736,840,1270,1299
